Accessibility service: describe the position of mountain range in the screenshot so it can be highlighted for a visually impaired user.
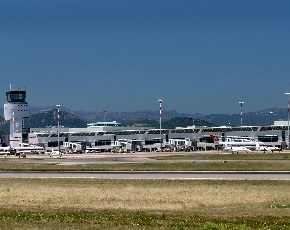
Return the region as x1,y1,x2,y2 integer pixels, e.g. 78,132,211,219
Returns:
0,106,287,135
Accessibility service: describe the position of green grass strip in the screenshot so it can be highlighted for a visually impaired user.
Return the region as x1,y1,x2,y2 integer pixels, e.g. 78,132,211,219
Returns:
0,211,289,229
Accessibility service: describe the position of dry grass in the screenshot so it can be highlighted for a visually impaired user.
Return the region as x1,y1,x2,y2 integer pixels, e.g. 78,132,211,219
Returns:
1,179,289,217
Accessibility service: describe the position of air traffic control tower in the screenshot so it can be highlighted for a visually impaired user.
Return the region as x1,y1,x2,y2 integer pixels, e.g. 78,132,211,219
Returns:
4,88,29,147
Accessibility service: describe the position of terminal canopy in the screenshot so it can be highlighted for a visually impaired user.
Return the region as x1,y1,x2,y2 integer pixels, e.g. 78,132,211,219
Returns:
6,91,26,103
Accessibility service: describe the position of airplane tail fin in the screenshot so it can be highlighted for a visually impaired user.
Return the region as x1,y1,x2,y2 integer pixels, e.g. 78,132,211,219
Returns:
210,134,219,142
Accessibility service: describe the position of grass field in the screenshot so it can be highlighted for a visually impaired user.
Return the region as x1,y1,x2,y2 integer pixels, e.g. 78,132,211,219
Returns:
152,152,290,161
0,178,289,229
0,153,290,229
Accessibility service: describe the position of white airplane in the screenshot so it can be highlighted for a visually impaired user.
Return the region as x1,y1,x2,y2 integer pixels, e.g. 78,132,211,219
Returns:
255,143,281,153
211,134,281,153
223,146,252,153
210,134,255,153
211,134,261,147
0,146,13,152
0,146,13,155
13,143,45,155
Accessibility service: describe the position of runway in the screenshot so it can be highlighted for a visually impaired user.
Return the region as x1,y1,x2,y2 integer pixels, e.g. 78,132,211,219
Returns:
1,152,290,180
0,171,290,180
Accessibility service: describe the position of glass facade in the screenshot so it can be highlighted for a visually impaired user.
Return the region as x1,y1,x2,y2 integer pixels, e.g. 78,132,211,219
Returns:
95,140,112,146
258,135,278,142
199,136,214,143
6,91,26,103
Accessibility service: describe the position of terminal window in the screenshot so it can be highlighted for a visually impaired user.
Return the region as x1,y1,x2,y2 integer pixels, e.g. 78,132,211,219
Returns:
258,135,278,142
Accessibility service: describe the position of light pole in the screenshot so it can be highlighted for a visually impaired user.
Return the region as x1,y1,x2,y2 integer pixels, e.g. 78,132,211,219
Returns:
56,105,60,153
285,93,290,149
239,101,244,126
269,111,274,125
158,99,162,150
189,117,194,126
103,110,107,124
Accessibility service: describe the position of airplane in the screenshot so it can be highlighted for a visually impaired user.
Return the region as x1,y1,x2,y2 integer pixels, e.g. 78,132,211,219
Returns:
210,134,281,153
255,143,281,153
0,146,13,155
210,134,255,153
223,146,252,154
210,134,260,147
13,143,45,155
265,146,281,152
0,146,13,152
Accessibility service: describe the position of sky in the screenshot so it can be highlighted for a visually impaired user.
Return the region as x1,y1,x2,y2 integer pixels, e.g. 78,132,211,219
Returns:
1,0,290,115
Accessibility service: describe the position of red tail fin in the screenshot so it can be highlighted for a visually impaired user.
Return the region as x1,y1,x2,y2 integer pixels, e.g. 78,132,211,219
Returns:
210,134,219,142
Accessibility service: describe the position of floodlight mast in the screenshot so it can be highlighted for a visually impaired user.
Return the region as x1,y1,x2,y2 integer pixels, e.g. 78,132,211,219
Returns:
285,93,290,149
56,105,60,153
158,99,163,151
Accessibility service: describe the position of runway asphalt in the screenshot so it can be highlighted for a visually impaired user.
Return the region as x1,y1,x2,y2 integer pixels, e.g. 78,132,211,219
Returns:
1,150,290,165
0,151,289,180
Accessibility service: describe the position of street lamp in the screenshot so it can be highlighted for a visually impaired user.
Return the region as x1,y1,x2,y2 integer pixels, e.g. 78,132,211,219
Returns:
103,110,107,124
56,105,60,153
189,117,194,126
269,111,274,125
285,93,290,149
158,99,163,150
239,101,244,126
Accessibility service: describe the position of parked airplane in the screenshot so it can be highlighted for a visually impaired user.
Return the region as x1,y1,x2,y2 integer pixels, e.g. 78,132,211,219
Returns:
210,134,280,153
210,134,260,148
255,143,281,153
223,146,252,153
210,134,253,153
0,146,13,155
0,146,13,152
13,143,45,155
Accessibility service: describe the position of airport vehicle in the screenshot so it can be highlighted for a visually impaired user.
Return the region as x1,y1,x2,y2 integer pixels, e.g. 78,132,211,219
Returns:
49,149,62,157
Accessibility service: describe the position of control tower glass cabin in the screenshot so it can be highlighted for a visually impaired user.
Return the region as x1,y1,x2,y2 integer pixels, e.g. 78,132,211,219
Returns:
4,90,29,147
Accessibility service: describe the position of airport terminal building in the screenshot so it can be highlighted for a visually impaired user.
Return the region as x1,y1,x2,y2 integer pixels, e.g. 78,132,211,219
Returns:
28,120,289,152
3,88,289,153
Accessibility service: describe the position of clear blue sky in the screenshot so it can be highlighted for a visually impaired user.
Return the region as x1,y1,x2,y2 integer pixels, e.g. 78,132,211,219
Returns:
1,0,290,115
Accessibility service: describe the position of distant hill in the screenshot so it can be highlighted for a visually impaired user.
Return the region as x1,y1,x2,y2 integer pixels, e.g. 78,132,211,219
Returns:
126,117,214,129
71,107,287,127
0,109,87,135
25,109,87,128
71,109,193,123
200,107,286,126
0,106,288,135
0,108,213,135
